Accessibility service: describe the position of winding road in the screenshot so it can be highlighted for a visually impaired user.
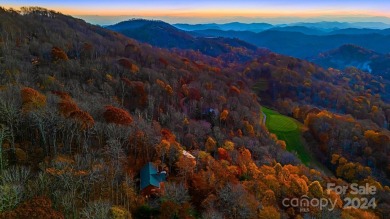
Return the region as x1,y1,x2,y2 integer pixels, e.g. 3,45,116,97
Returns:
261,111,267,125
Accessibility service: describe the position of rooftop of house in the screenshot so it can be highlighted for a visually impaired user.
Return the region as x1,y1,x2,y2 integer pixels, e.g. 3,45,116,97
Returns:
140,162,166,191
182,150,195,159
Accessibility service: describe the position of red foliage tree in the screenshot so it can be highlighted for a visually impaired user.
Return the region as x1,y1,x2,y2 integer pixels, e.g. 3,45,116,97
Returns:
118,58,139,73
130,81,148,107
103,105,133,126
159,57,169,67
69,110,95,129
51,91,71,100
229,85,241,95
58,99,79,117
161,128,176,143
188,88,201,101
217,148,230,161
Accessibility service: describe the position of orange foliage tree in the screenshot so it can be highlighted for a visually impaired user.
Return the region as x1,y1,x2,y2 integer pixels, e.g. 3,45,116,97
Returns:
222,140,234,151
243,121,255,137
156,129,183,167
51,46,68,61
205,136,217,153
308,181,323,198
156,79,174,95
21,87,46,112
0,196,64,219
176,156,196,180
220,109,229,121
331,154,371,181
341,207,379,219
258,206,280,219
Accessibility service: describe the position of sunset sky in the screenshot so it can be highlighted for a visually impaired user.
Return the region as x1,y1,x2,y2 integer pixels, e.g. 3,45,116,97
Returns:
2,0,390,24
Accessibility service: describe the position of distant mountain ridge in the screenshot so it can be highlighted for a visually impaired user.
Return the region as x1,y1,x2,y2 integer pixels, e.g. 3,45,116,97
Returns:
288,21,390,30
190,29,390,58
327,28,390,35
173,21,390,33
107,19,194,48
174,22,273,32
107,19,390,75
106,19,263,62
268,26,326,35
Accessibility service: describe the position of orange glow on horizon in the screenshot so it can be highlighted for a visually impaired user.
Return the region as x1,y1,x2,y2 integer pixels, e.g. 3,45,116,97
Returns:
3,5,389,21
59,8,388,18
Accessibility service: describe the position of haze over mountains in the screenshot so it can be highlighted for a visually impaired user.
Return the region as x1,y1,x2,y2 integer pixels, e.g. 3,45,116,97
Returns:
184,23,390,58
174,21,390,32
107,19,390,79
173,22,274,32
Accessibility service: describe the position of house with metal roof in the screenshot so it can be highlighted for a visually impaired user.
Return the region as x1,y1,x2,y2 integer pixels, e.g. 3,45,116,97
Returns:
140,162,166,196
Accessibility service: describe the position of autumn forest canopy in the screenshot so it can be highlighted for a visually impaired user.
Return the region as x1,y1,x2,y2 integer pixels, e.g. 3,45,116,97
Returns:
0,6,389,219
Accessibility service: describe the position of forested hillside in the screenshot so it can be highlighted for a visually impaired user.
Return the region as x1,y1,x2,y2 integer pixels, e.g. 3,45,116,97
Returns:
246,52,390,184
311,44,390,80
0,7,389,219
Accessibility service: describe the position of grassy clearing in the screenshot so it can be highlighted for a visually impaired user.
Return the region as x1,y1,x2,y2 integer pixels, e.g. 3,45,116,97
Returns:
261,106,311,165
267,114,297,132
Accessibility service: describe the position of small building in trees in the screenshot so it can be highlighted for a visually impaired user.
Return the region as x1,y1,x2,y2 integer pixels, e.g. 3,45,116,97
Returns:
140,162,167,196
182,150,195,159
201,108,218,126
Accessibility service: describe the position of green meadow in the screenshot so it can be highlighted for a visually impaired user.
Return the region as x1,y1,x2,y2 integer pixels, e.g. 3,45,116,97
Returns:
262,107,311,165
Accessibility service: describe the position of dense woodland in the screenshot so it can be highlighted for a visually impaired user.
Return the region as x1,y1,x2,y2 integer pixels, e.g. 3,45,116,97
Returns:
0,7,389,219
